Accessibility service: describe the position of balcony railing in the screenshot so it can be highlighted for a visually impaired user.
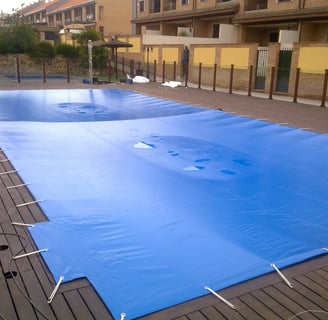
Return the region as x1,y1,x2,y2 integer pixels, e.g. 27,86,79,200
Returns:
245,0,267,11
164,0,176,11
86,14,94,21
149,0,161,13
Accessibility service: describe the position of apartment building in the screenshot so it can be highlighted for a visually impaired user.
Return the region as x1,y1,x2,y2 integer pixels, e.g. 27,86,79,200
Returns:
132,0,328,45
18,0,134,44
235,0,328,45
133,0,240,38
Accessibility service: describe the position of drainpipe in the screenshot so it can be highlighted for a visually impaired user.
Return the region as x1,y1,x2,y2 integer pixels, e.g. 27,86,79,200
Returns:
298,0,306,42
192,0,196,36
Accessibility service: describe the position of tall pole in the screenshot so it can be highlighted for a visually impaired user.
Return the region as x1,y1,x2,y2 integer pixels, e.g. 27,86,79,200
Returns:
88,40,93,84
146,48,150,79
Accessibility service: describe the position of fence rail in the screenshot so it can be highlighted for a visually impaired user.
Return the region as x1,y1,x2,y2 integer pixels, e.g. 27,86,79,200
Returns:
1,55,327,107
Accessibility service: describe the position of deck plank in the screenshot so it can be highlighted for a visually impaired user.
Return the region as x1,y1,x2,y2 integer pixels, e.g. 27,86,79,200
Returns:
62,289,96,320
305,271,328,290
228,297,264,320
21,269,56,320
294,274,328,301
1,159,114,320
199,305,227,319
251,289,294,319
78,286,114,320
314,269,328,282
185,311,208,320
264,284,321,320
0,270,19,320
211,303,245,320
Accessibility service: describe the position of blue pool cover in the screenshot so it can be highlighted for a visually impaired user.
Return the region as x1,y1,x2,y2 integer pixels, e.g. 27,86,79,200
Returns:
0,89,327,319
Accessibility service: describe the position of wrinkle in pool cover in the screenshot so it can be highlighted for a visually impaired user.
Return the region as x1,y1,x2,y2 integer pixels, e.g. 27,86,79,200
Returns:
0,89,327,319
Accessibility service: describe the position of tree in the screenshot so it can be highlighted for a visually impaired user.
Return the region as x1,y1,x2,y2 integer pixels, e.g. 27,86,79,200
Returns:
0,28,10,54
72,29,107,71
72,29,101,46
29,41,55,58
55,43,79,58
8,24,39,53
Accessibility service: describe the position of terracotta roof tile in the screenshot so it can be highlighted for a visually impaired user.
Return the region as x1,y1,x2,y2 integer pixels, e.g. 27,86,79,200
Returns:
47,0,94,14
18,0,94,16
19,0,47,15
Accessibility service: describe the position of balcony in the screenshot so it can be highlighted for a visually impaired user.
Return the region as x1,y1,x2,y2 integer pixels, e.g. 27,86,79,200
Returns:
86,14,94,22
245,0,267,11
149,0,161,13
164,0,176,11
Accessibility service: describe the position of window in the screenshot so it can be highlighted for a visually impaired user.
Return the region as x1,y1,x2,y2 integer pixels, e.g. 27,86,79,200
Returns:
74,7,82,21
99,6,104,20
55,13,62,25
45,31,55,41
181,0,189,4
150,0,160,13
212,23,220,38
246,0,267,10
65,11,72,24
169,0,176,10
99,26,104,37
269,32,279,42
86,4,95,21
48,15,54,26
139,0,145,12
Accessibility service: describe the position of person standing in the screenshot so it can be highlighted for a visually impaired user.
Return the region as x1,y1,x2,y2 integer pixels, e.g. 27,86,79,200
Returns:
181,46,189,79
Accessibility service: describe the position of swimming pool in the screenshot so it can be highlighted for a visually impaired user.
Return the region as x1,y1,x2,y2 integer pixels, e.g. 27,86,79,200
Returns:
0,89,327,319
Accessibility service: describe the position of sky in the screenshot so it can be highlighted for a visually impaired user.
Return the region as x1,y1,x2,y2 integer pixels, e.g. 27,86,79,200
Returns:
0,0,36,14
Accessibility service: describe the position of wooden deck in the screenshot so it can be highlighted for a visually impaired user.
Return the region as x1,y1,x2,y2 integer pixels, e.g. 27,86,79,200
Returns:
138,255,328,320
0,149,114,320
0,84,328,319
1,146,328,320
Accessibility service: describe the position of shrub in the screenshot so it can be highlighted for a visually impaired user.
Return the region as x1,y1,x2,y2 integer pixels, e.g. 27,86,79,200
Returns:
0,39,9,54
55,43,79,58
29,41,55,58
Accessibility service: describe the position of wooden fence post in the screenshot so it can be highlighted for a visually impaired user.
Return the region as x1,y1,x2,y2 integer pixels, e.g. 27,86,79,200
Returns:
108,58,112,82
212,63,217,92
268,66,276,99
122,57,125,78
66,59,70,83
229,64,234,94
153,60,157,82
184,62,189,88
129,59,134,78
320,69,328,108
293,67,301,103
198,62,202,89
162,60,166,83
173,61,176,81
42,58,46,83
16,56,21,83
248,65,253,96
